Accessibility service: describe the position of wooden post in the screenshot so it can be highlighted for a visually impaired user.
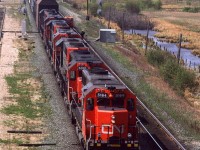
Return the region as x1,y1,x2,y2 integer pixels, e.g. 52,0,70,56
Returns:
199,65,200,73
108,6,111,29
145,21,150,55
122,12,125,43
177,33,182,64
86,0,90,20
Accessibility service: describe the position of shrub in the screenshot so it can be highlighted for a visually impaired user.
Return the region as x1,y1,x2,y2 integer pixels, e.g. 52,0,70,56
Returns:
152,0,162,10
147,49,196,95
159,59,196,94
72,2,78,9
89,3,99,17
146,49,166,66
186,0,192,5
102,2,113,13
125,0,141,14
182,7,200,13
183,7,191,12
174,67,196,91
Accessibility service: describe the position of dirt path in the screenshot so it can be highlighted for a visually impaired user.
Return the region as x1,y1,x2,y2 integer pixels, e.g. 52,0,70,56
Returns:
0,5,20,149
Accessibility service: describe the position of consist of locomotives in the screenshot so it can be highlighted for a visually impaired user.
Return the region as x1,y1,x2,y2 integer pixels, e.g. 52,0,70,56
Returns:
29,0,139,149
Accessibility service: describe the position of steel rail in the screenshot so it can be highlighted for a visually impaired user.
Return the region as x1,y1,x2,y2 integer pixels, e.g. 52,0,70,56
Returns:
59,10,185,150
137,98,186,150
136,117,163,150
83,39,186,150
84,42,165,150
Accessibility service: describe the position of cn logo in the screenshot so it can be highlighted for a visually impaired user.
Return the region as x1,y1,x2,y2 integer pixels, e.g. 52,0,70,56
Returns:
102,125,124,134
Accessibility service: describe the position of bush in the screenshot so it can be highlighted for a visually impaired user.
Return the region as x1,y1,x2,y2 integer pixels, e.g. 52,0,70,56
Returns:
89,3,99,17
147,49,196,94
125,0,141,14
174,67,196,91
102,2,113,12
152,0,162,10
146,49,166,66
182,7,200,13
159,59,178,85
72,2,78,9
186,0,192,5
159,59,196,94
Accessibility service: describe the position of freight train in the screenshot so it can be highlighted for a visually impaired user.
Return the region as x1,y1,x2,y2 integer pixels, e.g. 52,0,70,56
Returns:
28,0,139,149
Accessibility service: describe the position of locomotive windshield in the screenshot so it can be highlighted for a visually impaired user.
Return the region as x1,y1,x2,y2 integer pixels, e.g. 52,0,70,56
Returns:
96,92,125,108
97,98,110,106
112,98,124,108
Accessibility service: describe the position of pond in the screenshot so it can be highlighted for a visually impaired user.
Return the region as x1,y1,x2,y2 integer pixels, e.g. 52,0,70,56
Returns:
125,29,200,69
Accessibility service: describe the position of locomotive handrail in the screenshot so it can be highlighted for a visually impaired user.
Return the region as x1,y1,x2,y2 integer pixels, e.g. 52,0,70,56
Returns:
86,118,92,150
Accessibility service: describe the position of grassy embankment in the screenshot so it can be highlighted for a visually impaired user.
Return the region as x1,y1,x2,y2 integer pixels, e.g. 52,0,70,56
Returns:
0,6,50,147
60,1,200,144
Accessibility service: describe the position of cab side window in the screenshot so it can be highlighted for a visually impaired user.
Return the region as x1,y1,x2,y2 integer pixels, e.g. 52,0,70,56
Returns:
70,71,76,80
127,99,134,111
87,98,94,111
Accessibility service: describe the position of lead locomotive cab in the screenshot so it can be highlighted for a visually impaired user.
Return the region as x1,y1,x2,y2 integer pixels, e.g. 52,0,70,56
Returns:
76,68,139,150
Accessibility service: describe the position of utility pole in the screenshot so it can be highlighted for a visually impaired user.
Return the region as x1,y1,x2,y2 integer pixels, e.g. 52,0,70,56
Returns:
145,20,150,55
86,0,90,20
177,33,182,64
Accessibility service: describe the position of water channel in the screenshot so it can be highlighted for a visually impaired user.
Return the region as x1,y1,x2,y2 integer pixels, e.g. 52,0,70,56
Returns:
125,29,200,69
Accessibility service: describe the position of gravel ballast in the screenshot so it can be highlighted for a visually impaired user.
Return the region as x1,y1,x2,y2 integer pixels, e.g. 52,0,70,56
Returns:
25,1,82,150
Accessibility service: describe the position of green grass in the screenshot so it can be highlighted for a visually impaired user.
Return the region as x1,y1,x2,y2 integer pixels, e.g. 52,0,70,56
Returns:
2,71,49,119
0,138,23,145
87,30,200,139
63,0,200,141
1,39,49,119
146,49,196,95
104,42,199,138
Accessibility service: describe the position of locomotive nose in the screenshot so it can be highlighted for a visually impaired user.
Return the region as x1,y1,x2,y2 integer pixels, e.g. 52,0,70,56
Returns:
96,107,128,138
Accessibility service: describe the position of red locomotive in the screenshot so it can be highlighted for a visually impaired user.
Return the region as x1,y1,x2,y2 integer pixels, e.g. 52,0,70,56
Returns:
29,0,139,149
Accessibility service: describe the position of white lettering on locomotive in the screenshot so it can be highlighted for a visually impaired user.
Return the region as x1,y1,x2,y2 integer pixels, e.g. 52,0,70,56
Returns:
101,124,124,134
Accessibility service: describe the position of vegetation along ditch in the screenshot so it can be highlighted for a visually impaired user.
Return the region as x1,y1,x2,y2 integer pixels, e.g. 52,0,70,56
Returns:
60,0,200,149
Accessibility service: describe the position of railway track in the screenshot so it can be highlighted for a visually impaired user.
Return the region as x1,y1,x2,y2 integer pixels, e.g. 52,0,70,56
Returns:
22,3,187,150
58,5,188,150
84,39,186,150
24,1,188,150
0,7,5,59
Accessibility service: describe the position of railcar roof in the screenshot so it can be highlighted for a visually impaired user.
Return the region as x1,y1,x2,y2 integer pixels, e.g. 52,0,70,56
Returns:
70,50,100,62
63,42,86,49
55,38,83,47
52,21,69,27
42,9,58,14
82,68,123,86
46,20,67,27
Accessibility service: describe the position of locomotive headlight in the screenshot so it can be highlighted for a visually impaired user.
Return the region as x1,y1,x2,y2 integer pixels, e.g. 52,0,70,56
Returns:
111,115,115,124
98,133,101,138
111,115,115,119
128,133,132,139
